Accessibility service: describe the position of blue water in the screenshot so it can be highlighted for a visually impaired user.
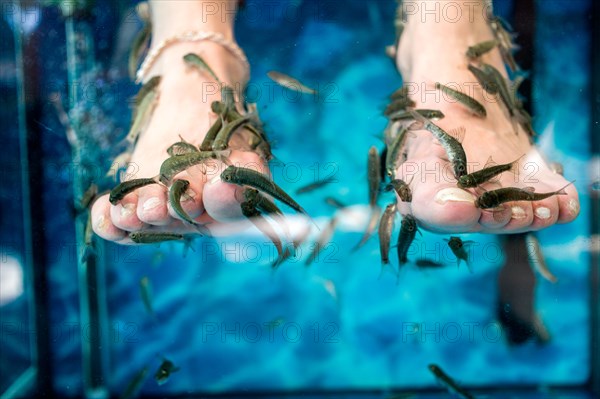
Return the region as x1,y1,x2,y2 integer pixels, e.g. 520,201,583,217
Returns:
0,0,594,397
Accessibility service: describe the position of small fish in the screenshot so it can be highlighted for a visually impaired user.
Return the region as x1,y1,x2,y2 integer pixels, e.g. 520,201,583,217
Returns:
199,116,223,151
324,196,346,209
468,64,498,94
267,71,316,94
154,358,180,386
385,126,410,178
78,183,98,212
106,151,132,181
457,155,523,188
489,16,519,72
397,214,418,265
525,234,558,283
127,76,161,144
428,364,476,399
212,114,253,151
211,100,243,122
384,97,416,116
109,177,160,205
475,182,573,209
166,139,199,157
159,151,221,184
244,188,290,242
445,236,472,272
409,110,468,179
353,205,381,251
378,203,397,265
241,200,284,263
389,86,410,101
81,213,95,263
415,258,445,269
548,162,564,176
386,179,412,202
183,53,221,83
129,22,152,79
368,146,381,207
220,166,311,218
129,232,194,255
139,276,154,316
296,177,336,195
120,365,149,399
388,109,445,121
466,39,498,60
480,63,516,117
434,82,486,117
168,180,209,234
305,217,337,266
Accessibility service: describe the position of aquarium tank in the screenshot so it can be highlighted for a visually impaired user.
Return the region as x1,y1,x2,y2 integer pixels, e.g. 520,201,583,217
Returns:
1,0,599,398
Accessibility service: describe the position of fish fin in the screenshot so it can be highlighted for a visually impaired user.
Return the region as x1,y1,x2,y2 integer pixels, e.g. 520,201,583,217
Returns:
447,127,466,143
80,245,96,263
509,154,526,174
483,156,497,169
182,236,196,258
523,186,536,193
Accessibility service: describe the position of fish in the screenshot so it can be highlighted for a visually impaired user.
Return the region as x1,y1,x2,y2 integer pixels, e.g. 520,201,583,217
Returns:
428,364,476,399
168,180,210,234
353,205,381,251
109,177,160,205
548,162,564,176
166,138,199,156
154,358,180,386
525,234,558,283
129,21,152,79
240,200,284,263
183,53,221,83
397,214,418,265
267,71,316,94
475,182,573,209
480,63,516,117
368,146,381,207
389,86,410,101
211,114,253,151
295,177,336,195
388,109,445,121
468,64,498,94
139,276,154,316
415,258,445,269
220,166,311,218
378,203,397,265
445,236,472,272
129,232,193,249
127,76,161,144
384,97,416,116
244,188,290,241
385,126,410,178
466,39,498,60
324,196,346,209
120,365,149,399
106,151,132,181
489,16,519,72
211,100,243,122
457,155,523,188
434,82,487,117
199,116,223,151
78,183,98,212
305,217,338,266
81,213,95,263
386,179,412,202
409,110,468,179
159,151,221,184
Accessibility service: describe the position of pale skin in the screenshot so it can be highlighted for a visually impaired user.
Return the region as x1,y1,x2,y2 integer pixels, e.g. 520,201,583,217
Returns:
91,0,580,243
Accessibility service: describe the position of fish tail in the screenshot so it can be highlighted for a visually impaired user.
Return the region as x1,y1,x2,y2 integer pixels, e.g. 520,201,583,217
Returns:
556,180,576,195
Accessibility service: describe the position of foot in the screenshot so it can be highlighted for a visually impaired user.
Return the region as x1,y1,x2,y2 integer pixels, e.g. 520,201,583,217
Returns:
392,1,579,233
91,39,268,243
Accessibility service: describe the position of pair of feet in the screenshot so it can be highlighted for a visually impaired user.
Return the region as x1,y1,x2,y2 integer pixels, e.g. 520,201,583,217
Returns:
91,12,580,243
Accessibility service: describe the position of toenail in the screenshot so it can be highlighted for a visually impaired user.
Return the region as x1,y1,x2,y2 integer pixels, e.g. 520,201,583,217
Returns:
535,207,551,220
568,199,580,216
94,215,108,231
142,197,161,212
434,188,476,204
120,203,135,217
511,206,527,220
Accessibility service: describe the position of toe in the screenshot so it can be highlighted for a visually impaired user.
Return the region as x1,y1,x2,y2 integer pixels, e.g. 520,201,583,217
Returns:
137,186,170,225
91,195,127,241
556,183,580,223
110,192,145,231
